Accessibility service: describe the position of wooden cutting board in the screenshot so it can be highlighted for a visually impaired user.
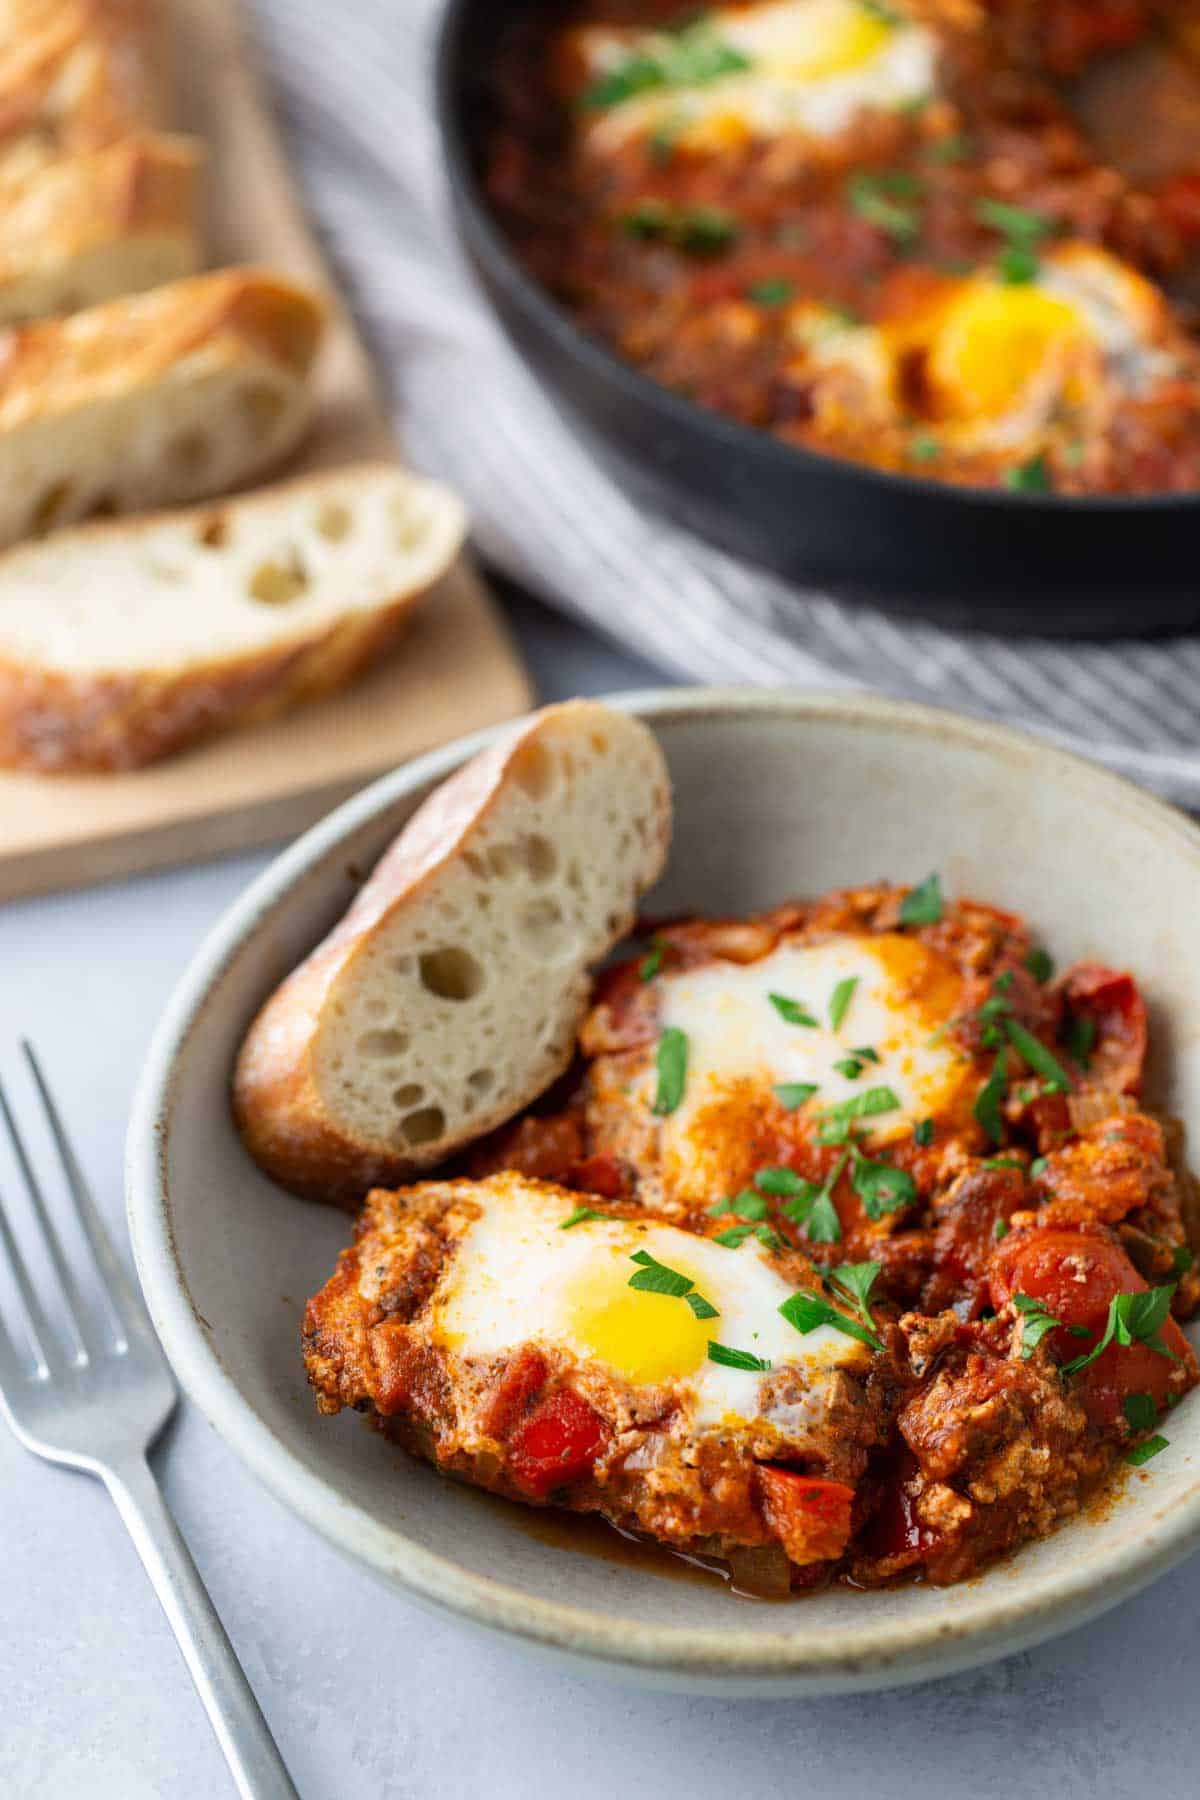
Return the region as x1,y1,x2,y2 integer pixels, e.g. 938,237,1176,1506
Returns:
0,0,532,905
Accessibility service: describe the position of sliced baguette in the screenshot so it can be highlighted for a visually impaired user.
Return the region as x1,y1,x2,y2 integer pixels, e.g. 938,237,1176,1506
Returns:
0,266,323,547
0,133,202,325
0,461,466,770
0,1,168,185
234,700,672,1206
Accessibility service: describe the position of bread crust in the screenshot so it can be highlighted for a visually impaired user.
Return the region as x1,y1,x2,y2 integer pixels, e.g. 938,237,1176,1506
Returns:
0,0,168,181
0,461,465,769
233,702,672,1207
0,132,202,318
0,266,323,430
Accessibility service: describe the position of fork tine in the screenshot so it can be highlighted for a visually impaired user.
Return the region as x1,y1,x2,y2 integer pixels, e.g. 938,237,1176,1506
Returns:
0,1176,57,1377
0,1077,89,1364
21,1041,146,1349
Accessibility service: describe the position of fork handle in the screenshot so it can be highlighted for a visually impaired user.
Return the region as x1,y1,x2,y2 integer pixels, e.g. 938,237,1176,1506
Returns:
102,1452,299,1800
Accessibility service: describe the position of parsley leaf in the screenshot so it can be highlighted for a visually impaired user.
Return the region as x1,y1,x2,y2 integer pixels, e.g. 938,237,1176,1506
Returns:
975,1048,1008,1145
834,1057,865,1080
1061,1285,1180,1377
781,1151,848,1244
714,1224,755,1248
829,975,859,1030
852,1151,917,1219
848,169,924,243
629,1249,719,1320
1013,1290,1069,1358
710,1189,769,1220
898,873,943,925
583,24,752,111
756,1166,806,1196
1064,1014,1096,1068
769,991,818,1027
638,938,665,981
779,1288,882,1353
560,1206,608,1230
708,1341,772,1372
826,1261,883,1338
820,1085,901,1127
1005,453,1053,494
1025,947,1054,983
1123,1392,1158,1434
774,1081,818,1110
1173,1245,1195,1274
1126,1434,1169,1467
747,277,794,307
913,1118,934,1147
974,197,1055,246
651,1027,688,1115
1003,1018,1071,1093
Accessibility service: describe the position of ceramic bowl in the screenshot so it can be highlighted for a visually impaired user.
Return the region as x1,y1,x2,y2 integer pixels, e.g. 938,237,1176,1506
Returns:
126,689,1200,1696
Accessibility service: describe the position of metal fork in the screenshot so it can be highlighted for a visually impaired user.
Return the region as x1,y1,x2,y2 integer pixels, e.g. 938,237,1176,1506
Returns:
0,1043,298,1800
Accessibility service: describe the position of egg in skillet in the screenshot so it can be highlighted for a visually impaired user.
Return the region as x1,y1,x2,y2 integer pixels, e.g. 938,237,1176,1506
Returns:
788,242,1180,459
571,0,940,153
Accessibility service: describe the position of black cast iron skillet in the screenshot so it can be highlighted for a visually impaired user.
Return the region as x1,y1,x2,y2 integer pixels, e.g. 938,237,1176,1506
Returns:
435,0,1200,633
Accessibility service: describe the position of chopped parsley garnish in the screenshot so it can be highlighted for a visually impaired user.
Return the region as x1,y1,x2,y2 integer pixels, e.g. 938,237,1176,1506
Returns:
1005,453,1054,494
859,0,900,21
685,1291,720,1320
708,1341,772,1372
847,170,924,244
999,244,1039,284
582,24,752,111
910,430,940,462
974,1048,1008,1145
780,1151,848,1244
747,277,795,307
1061,1285,1180,1377
898,872,943,925
559,1206,608,1230
826,1260,883,1339
993,1217,1009,1240
675,207,740,255
983,1156,1023,1171
819,1086,901,1133
628,1249,718,1321
974,197,1055,246
1064,1014,1096,1068
638,937,666,981
1030,1156,1049,1179
851,1045,881,1064
769,991,818,1027
1123,1391,1159,1434
756,1224,784,1252
1173,1245,1195,1274
710,1188,768,1220
651,1027,689,1115
1025,947,1054,983
714,1224,755,1248
779,1286,883,1353
1013,1291,1073,1358
829,975,859,1031
928,131,972,163
756,1166,807,1196
852,1150,917,1219
774,1080,818,1111
834,1056,866,1080
620,199,673,241
913,1118,934,1147
1126,1434,1169,1467
1003,1018,1071,1093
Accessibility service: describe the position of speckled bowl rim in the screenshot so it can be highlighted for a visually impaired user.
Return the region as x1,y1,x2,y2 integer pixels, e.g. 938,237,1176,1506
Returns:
126,689,1200,1690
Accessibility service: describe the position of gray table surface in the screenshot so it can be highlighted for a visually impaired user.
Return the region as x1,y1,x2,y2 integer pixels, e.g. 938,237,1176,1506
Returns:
2,590,1197,1800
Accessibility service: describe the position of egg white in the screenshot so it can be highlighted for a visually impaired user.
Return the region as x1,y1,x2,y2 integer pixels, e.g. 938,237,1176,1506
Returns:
434,1180,862,1428
577,0,937,152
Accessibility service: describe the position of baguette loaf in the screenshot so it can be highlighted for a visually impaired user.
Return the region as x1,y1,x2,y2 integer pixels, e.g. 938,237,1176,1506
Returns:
0,0,167,184
0,133,201,324
0,461,465,770
234,700,672,1206
0,267,323,546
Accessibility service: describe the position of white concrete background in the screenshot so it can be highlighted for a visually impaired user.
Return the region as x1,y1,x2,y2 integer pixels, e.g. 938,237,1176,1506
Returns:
2,595,1198,1799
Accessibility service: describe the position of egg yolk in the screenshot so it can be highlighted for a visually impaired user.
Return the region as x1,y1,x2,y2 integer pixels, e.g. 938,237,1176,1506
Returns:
765,2,892,79
924,283,1088,421
564,1257,712,1384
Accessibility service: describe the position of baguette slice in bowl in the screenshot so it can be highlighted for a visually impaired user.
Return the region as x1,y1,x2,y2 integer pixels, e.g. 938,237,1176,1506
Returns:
0,461,466,770
234,700,672,1205
0,133,202,326
0,266,323,547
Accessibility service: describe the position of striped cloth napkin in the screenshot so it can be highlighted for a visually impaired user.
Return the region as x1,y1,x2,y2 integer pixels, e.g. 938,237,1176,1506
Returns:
253,0,1200,806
